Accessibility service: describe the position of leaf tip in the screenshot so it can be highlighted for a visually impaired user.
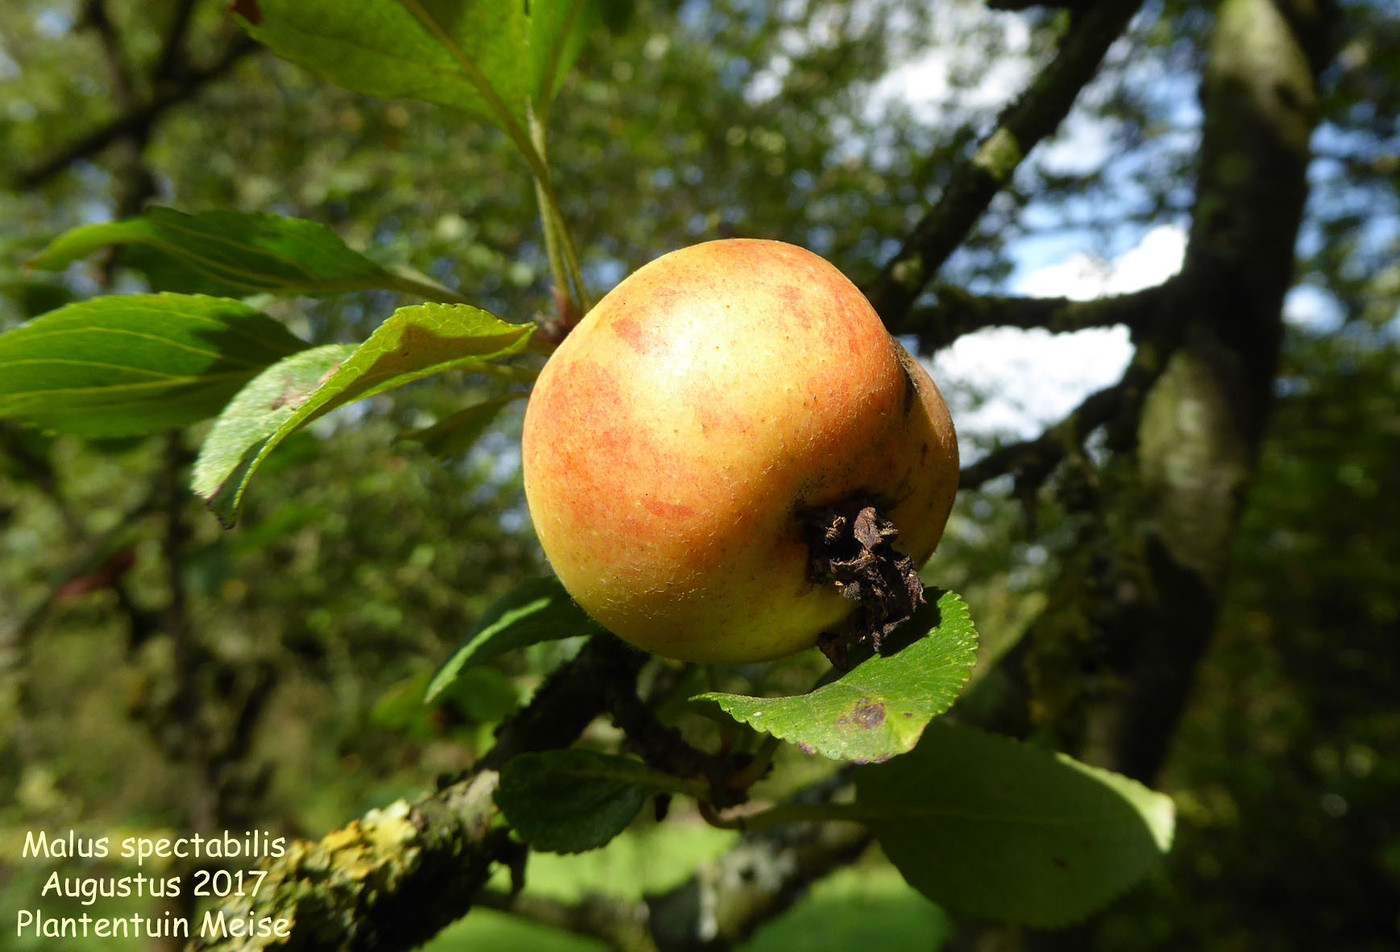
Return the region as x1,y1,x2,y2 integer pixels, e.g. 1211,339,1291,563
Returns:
203,489,242,529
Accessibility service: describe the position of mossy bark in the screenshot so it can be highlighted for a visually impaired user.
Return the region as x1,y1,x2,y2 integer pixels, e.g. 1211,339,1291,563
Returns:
186,635,647,952
956,10,1340,946
1065,0,1334,784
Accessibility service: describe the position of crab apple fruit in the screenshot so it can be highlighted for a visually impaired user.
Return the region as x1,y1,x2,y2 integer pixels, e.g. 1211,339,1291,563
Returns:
521,238,958,664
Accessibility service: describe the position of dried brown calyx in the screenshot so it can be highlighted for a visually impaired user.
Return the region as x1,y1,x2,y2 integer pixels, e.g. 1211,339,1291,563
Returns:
802,498,925,670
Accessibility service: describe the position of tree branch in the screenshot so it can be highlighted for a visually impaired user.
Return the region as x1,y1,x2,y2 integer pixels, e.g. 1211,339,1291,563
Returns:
903,280,1170,352
1064,0,1340,786
866,0,1147,330
475,888,660,952
153,0,201,85
602,667,753,809
480,634,648,770
184,629,872,952
645,816,872,952
959,381,1124,493
12,34,260,190
948,41,1343,952
80,0,140,111
957,280,1180,498
188,634,647,952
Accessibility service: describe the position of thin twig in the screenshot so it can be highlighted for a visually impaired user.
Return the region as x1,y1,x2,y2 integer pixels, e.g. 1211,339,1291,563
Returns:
866,0,1148,329
153,0,201,84
960,379,1129,492
903,281,1170,353
81,0,140,109
13,35,260,189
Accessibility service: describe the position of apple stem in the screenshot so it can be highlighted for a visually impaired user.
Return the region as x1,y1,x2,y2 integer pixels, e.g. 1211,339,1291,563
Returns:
802,498,925,670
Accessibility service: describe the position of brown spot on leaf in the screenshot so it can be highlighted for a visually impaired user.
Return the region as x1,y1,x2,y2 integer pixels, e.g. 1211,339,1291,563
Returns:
267,379,301,410
836,697,886,731
316,363,341,388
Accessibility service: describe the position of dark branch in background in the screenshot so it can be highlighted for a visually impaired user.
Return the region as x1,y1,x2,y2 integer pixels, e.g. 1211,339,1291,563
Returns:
865,0,1147,332
160,432,221,832
645,776,870,952
11,34,259,190
960,381,1126,494
902,280,1171,352
154,0,202,84
81,0,140,109
475,888,658,952
6,13,278,951
0,485,161,737
952,14,1339,951
932,274,1181,532
1065,0,1340,784
480,635,647,770
957,277,1182,498
0,421,69,524
602,669,754,809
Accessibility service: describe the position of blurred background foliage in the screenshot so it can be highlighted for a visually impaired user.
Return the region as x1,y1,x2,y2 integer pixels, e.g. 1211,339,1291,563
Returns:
1,0,1397,950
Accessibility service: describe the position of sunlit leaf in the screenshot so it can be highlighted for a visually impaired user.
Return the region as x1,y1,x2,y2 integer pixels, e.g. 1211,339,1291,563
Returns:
695,590,978,763
194,303,533,524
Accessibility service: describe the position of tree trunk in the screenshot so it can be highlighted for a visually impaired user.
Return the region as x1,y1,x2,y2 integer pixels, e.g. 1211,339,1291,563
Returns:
949,8,1336,949
1070,0,1335,785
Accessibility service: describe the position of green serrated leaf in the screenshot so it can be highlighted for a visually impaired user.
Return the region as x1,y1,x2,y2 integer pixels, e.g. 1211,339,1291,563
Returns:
397,392,525,458
191,343,355,507
193,302,532,525
234,0,530,136
426,577,604,703
496,749,691,854
856,723,1175,928
0,293,308,438
27,207,394,298
694,590,978,764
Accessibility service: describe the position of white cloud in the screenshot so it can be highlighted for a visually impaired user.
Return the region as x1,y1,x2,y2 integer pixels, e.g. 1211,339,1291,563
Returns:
930,225,1187,444
1017,224,1186,300
850,4,1197,452
931,325,1132,443
868,6,1033,121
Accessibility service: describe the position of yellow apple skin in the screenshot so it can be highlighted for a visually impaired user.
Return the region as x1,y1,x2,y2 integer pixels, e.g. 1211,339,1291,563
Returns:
521,239,958,663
